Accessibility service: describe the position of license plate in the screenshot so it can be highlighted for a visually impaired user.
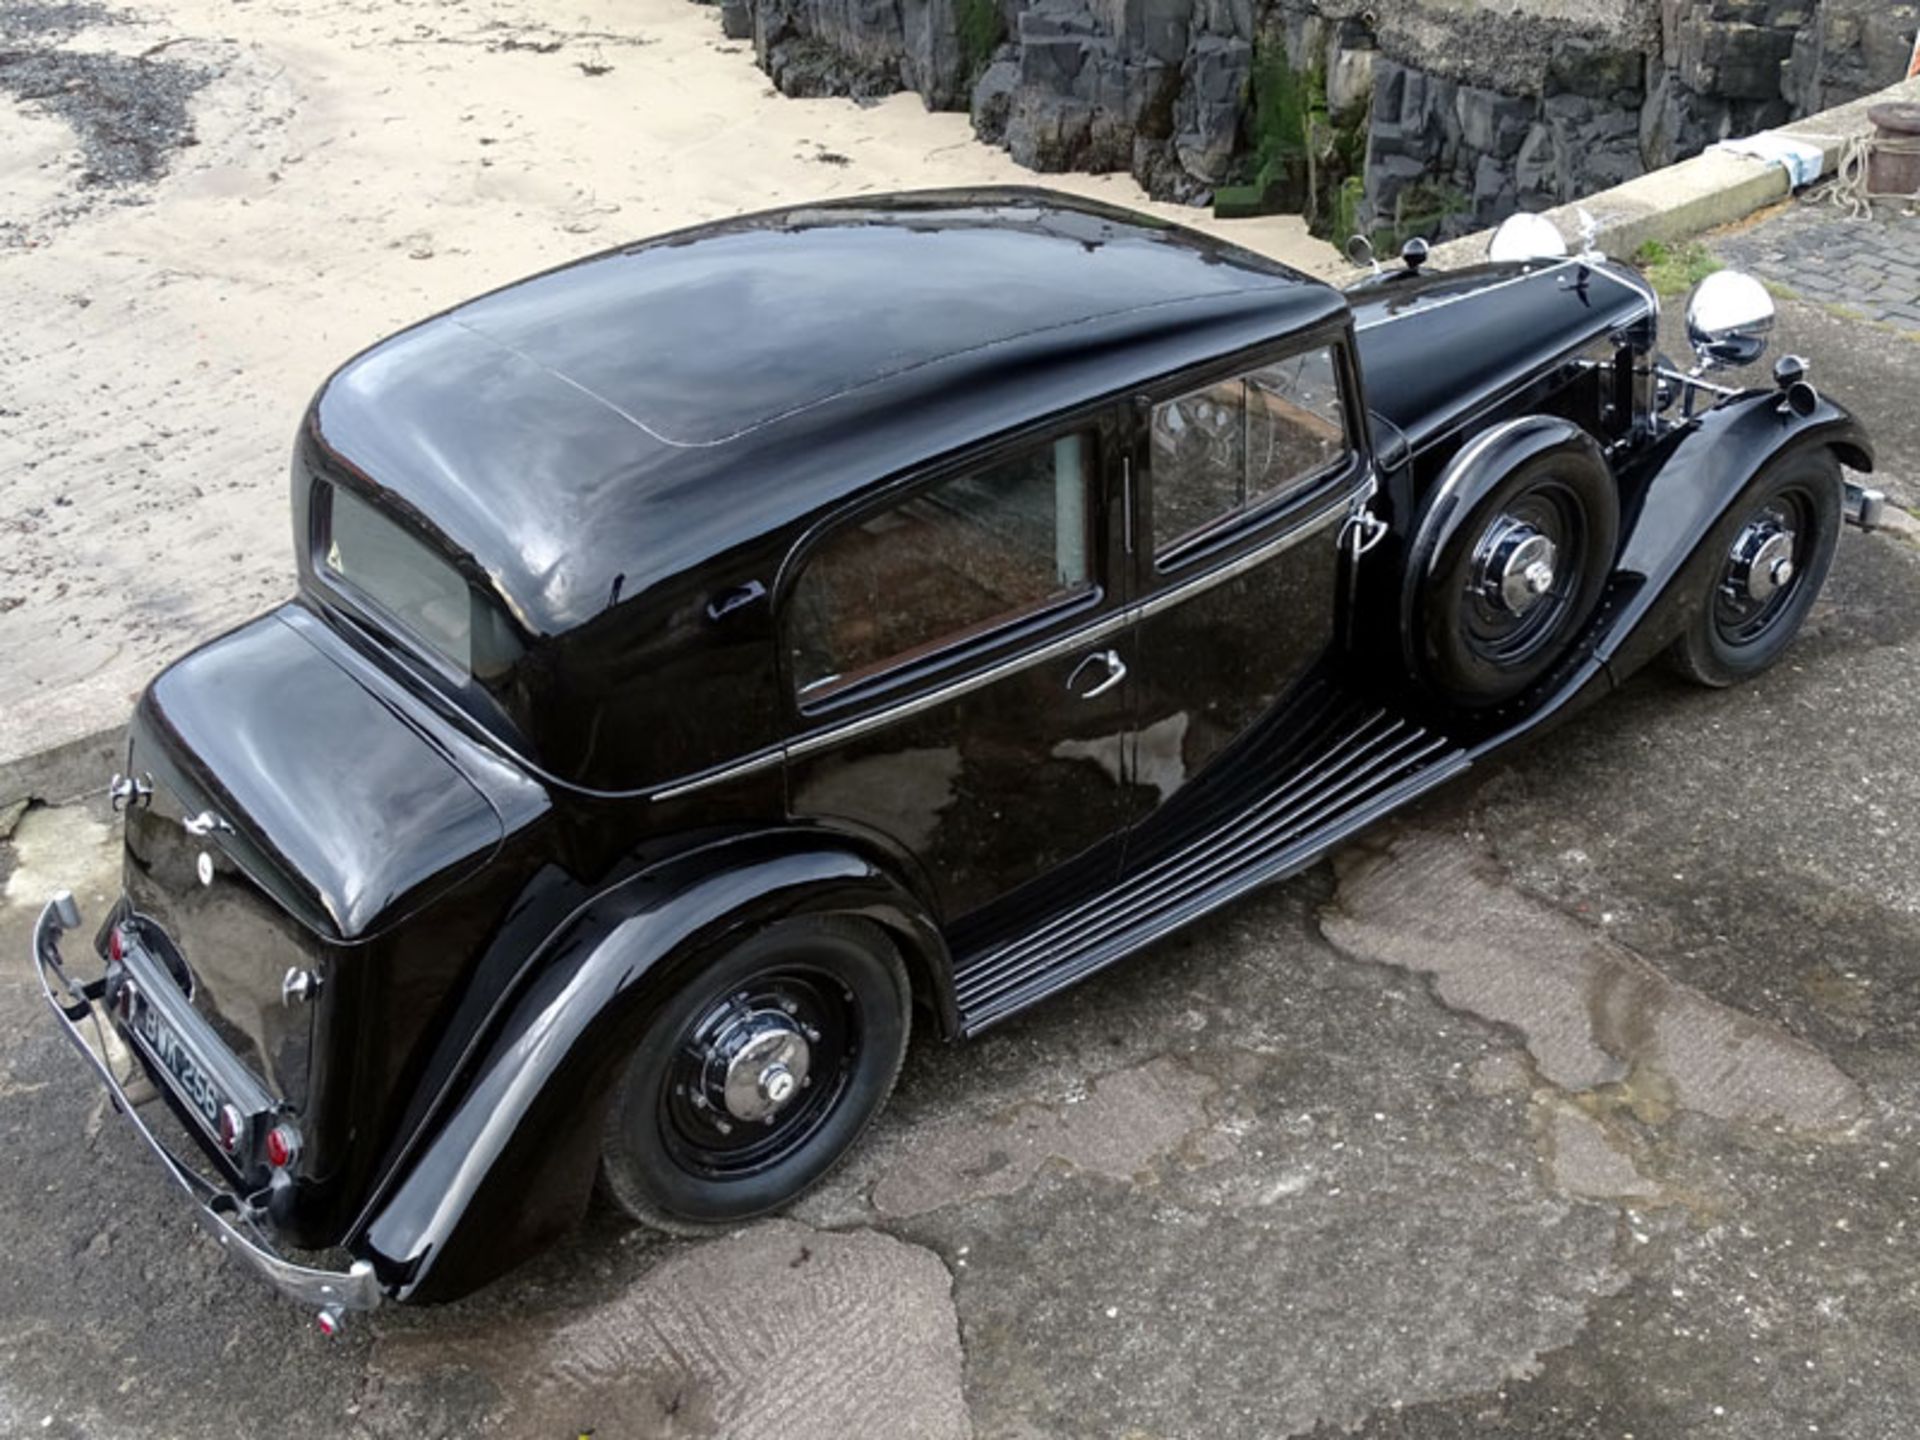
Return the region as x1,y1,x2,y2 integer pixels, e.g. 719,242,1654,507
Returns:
122,984,226,1133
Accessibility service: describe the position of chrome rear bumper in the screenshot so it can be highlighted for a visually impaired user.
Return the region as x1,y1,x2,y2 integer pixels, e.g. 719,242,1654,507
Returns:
31,892,383,1326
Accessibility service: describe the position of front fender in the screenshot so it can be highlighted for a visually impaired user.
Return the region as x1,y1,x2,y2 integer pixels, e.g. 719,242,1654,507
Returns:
1396,414,1608,668
358,831,943,1303
1598,390,1874,680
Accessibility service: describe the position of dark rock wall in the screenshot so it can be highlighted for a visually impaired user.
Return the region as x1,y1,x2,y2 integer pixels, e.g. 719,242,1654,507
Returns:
735,0,1920,240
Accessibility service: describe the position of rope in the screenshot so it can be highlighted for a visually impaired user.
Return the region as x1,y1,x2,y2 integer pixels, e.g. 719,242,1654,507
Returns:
1814,132,1920,221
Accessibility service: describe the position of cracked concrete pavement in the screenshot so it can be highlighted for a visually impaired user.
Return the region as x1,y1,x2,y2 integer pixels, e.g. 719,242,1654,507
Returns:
7,7,1920,1433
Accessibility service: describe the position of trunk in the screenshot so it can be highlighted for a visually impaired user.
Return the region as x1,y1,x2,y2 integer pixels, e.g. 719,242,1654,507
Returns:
120,605,512,1226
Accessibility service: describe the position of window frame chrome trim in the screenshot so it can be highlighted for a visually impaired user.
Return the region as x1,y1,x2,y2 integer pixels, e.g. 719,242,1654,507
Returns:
782,474,1361,763
777,421,1110,716
1130,482,1356,622
1145,342,1357,571
785,605,1135,760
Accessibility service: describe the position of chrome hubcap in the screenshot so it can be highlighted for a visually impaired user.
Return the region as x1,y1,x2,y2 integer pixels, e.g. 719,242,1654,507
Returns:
658,968,856,1179
718,1020,812,1123
1730,526,1798,603
1475,518,1560,617
1714,491,1817,650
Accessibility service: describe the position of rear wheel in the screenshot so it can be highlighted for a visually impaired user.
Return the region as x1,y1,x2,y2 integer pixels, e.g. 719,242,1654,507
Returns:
1665,449,1842,688
599,915,910,1232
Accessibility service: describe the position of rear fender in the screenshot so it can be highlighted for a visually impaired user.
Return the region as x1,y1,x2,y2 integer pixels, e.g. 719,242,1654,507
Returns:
1598,390,1875,681
358,830,944,1303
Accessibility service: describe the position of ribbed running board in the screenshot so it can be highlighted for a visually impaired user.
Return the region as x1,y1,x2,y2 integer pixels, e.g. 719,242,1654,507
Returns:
951,691,1469,1033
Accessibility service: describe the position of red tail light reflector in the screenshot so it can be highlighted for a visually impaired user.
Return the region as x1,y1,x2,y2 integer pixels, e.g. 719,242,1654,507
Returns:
265,1124,300,1170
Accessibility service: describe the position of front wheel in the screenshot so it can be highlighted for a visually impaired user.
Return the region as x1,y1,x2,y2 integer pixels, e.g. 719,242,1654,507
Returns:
1415,440,1621,708
1665,449,1842,688
599,915,910,1232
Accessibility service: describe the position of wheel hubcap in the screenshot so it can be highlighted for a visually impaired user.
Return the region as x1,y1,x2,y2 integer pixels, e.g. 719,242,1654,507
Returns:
658,969,855,1179
1730,525,1797,603
1714,493,1813,648
720,1025,811,1121
1474,518,1561,618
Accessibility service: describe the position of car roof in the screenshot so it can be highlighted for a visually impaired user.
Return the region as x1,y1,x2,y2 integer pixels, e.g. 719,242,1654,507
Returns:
310,188,1345,636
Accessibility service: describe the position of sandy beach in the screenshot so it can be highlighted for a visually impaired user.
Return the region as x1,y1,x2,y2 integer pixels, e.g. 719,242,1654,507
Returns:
0,0,1336,769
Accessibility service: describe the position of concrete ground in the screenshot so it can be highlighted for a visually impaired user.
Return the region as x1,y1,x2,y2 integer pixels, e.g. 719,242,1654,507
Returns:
6,204,1920,1433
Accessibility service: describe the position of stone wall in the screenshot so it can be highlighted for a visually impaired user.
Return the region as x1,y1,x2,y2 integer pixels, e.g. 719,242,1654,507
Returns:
728,0,1920,241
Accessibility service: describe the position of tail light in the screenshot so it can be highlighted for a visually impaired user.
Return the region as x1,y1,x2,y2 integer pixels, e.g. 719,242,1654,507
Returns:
264,1123,300,1170
217,1105,245,1155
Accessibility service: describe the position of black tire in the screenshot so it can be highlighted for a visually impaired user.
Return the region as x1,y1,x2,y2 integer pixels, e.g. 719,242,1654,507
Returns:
1417,442,1621,708
1665,448,1842,689
599,914,910,1233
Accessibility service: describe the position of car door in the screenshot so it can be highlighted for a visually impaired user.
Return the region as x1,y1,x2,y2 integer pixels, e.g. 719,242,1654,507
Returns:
782,410,1136,932
1123,331,1373,856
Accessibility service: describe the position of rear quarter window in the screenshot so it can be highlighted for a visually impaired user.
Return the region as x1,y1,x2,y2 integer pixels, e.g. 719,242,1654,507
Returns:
322,486,521,679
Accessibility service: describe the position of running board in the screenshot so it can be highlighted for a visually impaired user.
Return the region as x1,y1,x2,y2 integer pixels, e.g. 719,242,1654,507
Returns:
951,692,1469,1034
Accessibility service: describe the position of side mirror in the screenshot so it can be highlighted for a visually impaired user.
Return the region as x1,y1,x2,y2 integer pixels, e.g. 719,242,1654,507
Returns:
1346,234,1379,273
1487,213,1569,264
1686,271,1775,372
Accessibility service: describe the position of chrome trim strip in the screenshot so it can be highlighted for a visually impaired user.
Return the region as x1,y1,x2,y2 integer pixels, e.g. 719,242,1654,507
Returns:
1606,257,1661,319
651,748,785,802
787,605,1136,758
785,480,1360,761
1429,416,1542,512
1351,257,1645,333
1132,486,1354,622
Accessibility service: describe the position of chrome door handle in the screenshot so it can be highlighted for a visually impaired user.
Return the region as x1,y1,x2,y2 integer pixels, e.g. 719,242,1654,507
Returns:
108,772,152,812
1066,649,1128,700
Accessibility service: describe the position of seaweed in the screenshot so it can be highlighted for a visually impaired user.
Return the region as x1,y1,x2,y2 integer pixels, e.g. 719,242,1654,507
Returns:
956,0,1004,86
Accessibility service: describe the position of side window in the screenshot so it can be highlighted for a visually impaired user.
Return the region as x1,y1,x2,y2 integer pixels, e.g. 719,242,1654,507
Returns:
1150,346,1350,561
789,432,1094,699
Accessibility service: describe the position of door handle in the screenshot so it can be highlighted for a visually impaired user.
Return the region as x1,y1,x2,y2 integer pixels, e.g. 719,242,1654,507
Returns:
1066,649,1128,700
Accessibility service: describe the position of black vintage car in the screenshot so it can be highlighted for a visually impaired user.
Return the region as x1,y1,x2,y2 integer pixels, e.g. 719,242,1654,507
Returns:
33,189,1881,1328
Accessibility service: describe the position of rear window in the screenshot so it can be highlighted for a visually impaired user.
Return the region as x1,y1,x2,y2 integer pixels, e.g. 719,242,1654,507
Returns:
322,486,521,678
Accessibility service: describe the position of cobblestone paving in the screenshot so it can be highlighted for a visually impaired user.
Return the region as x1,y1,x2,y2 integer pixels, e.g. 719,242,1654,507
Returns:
1719,197,1920,334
